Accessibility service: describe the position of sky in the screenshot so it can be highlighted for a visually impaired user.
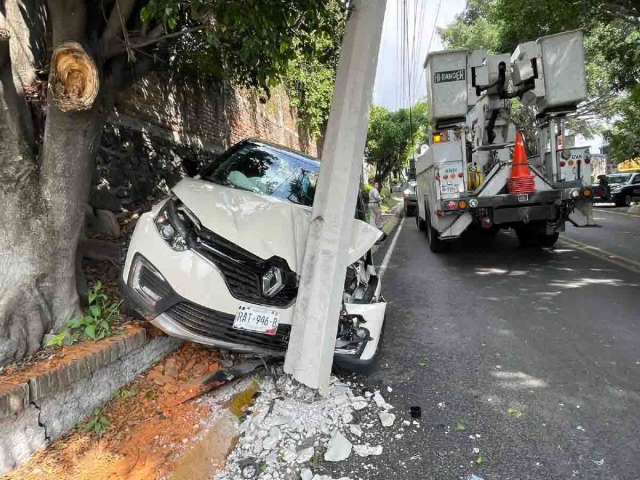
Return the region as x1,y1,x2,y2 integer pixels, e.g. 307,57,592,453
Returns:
373,0,466,111
371,0,603,151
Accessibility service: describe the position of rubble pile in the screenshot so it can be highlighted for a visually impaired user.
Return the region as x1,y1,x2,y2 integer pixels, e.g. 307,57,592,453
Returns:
214,373,402,480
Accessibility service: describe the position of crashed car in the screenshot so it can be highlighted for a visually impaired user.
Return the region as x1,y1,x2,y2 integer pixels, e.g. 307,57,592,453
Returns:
121,138,387,373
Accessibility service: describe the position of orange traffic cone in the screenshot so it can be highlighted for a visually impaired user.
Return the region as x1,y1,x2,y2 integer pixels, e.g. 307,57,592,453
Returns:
508,132,536,194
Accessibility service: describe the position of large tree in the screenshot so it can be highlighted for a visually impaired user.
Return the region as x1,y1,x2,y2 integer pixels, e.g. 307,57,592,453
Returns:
0,0,346,365
365,101,428,184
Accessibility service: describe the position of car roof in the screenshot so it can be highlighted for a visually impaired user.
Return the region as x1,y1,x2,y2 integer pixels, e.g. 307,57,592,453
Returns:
245,137,320,169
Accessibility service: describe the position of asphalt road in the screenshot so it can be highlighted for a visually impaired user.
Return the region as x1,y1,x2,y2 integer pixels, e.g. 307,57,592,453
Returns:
563,206,640,265
324,210,640,480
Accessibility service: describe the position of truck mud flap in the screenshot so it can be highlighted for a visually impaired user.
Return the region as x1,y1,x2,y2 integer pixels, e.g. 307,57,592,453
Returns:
440,212,472,239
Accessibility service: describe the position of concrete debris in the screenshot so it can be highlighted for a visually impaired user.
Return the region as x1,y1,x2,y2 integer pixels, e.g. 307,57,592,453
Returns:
214,368,396,480
379,412,396,427
387,386,393,392
354,444,383,457
324,431,352,462
296,447,315,464
469,475,484,480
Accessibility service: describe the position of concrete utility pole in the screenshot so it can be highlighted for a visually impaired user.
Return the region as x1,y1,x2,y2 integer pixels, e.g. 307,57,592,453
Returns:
284,0,387,394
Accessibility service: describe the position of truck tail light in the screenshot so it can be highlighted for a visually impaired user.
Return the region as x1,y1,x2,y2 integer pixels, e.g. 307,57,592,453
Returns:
435,174,441,180
559,161,566,167
458,200,468,209
458,172,464,178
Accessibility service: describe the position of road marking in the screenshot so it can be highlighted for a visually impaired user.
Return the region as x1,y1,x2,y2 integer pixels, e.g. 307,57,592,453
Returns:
378,216,405,280
558,236,640,274
594,208,640,218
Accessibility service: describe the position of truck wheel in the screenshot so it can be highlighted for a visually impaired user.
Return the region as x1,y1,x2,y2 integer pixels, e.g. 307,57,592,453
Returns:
515,225,540,248
624,194,632,207
416,210,427,231
540,232,560,247
426,211,446,253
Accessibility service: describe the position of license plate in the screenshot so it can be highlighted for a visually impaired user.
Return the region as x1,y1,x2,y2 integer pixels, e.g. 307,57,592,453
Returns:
233,305,280,335
441,185,459,194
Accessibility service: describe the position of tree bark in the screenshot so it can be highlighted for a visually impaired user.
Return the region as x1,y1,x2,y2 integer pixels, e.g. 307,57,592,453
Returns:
0,0,108,366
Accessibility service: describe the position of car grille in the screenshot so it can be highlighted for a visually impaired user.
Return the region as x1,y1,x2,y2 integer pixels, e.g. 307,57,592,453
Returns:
165,301,291,351
195,228,297,308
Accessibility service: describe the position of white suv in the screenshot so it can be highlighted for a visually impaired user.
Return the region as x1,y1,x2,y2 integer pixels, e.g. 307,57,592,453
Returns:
120,139,387,373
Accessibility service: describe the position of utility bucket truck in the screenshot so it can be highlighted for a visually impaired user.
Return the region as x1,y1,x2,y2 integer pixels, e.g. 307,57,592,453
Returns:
415,30,596,252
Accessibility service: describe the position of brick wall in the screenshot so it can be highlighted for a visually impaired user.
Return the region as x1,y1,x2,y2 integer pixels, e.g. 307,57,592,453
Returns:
114,72,321,157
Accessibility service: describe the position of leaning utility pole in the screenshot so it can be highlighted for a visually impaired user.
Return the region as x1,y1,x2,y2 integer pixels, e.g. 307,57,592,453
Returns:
284,0,387,394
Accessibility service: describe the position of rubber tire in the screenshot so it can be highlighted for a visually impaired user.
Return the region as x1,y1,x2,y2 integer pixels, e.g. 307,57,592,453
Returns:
416,209,427,231
426,210,446,253
615,196,625,207
515,225,540,248
540,232,560,247
625,194,632,207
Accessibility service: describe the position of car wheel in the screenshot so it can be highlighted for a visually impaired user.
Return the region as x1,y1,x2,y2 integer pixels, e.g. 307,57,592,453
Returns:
416,209,427,231
625,194,632,207
426,210,446,253
614,196,625,207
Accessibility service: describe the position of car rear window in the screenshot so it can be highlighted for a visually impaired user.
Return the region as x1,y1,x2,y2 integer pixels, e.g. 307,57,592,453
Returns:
201,143,319,206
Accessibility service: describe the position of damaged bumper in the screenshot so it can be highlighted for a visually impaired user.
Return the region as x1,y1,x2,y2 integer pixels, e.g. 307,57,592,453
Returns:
121,211,387,370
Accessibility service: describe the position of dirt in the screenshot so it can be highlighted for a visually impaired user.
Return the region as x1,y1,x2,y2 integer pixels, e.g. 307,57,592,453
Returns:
2,343,231,480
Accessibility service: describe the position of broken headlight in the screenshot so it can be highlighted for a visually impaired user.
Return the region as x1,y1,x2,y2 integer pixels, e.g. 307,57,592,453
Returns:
154,197,198,252
335,313,370,356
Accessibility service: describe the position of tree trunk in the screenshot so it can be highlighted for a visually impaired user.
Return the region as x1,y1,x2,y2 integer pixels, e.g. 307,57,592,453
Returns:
0,3,105,365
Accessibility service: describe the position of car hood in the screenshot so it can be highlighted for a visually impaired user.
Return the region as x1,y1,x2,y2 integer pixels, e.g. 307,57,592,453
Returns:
172,178,382,271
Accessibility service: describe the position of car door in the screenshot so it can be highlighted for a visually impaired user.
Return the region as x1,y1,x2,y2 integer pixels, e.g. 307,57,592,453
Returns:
632,174,640,197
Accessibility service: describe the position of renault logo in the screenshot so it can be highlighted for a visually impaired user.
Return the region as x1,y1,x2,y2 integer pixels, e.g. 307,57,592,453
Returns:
262,266,284,297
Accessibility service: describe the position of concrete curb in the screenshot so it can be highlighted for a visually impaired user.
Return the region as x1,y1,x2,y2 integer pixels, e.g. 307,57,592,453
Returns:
0,327,182,474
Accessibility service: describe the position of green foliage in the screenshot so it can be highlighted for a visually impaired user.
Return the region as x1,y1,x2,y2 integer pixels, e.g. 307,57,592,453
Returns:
80,407,111,436
145,0,347,137
438,0,500,52
604,85,640,163
45,331,68,348
67,281,121,341
365,101,428,184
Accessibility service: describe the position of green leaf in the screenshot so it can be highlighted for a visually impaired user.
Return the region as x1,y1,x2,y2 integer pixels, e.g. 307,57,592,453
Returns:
418,359,428,366
140,6,151,22
85,324,96,339
507,408,523,418
454,419,467,432
67,318,83,329
99,417,111,427
88,292,97,304
168,17,177,30
94,281,102,292
90,306,101,318
93,407,102,415
279,41,289,53
476,455,483,465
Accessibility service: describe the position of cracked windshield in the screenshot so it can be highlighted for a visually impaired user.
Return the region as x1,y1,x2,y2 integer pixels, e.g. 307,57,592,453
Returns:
0,0,638,479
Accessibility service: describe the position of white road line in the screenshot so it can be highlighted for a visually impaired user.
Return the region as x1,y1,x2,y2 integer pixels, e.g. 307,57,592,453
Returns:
378,216,405,280
594,208,640,218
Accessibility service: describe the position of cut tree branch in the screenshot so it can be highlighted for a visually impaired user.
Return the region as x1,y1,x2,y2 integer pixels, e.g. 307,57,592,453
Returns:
101,0,139,59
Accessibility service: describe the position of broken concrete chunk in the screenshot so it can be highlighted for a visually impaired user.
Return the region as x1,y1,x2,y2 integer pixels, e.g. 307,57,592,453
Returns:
349,424,363,437
342,412,353,424
324,431,352,462
300,468,313,480
379,412,396,427
373,390,394,410
296,447,315,464
354,445,383,457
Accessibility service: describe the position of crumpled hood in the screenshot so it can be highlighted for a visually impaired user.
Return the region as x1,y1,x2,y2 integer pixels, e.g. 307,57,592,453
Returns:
172,178,382,271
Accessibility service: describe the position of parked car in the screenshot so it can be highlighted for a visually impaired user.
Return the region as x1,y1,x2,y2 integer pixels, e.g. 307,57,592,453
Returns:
120,139,387,373
594,172,640,207
403,181,417,216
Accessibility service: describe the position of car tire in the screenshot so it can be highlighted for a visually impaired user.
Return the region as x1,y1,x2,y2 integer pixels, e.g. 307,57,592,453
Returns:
625,194,632,207
416,210,427,231
426,210,446,253
614,196,625,207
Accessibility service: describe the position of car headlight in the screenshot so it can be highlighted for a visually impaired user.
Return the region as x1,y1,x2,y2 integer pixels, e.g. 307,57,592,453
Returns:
154,198,196,252
403,189,412,197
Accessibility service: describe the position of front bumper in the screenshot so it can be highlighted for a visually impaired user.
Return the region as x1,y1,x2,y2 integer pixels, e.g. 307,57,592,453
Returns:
121,211,387,368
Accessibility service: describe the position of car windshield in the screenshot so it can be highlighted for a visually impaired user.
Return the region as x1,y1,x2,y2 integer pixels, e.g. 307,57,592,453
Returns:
607,174,632,185
201,143,319,206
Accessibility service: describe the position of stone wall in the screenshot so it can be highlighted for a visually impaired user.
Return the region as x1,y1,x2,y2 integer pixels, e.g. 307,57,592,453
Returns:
91,71,322,213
